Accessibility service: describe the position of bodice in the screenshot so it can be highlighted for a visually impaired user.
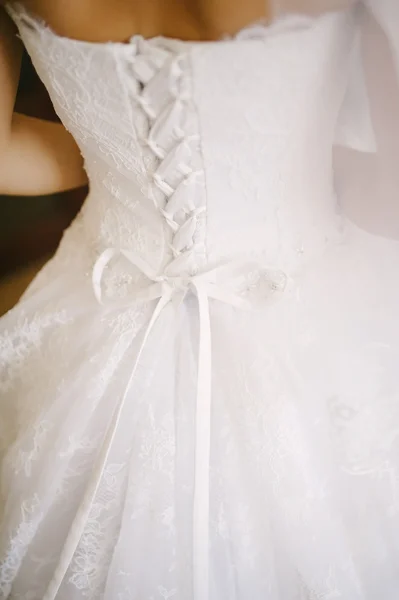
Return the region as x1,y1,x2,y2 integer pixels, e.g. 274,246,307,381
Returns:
7,3,376,284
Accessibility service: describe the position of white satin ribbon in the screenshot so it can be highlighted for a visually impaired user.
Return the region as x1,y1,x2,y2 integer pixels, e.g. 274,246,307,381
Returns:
43,247,286,600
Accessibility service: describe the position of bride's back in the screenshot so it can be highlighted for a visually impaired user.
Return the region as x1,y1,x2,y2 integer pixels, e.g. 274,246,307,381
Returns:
15,0,271,43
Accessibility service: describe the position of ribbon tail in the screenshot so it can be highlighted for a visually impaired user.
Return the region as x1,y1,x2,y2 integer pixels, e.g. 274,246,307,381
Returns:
43,292,172,600
192,283,212,600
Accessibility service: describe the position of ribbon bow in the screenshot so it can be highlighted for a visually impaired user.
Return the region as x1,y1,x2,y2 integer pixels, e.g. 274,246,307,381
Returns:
43,247,286,600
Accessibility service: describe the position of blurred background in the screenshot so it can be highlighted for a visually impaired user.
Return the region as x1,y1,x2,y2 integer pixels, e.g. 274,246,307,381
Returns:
0,50,87,316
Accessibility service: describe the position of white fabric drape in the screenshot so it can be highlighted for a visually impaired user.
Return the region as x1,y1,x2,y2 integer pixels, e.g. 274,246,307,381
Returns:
270,0,399,239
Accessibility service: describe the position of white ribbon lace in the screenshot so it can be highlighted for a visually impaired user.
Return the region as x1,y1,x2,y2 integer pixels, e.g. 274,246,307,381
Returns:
43,248,287,600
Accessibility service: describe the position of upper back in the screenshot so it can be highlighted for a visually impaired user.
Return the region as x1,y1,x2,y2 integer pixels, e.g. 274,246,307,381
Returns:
11,0,273,43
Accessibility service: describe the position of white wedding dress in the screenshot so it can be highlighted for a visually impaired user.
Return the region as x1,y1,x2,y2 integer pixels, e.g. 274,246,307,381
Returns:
1,1,399,598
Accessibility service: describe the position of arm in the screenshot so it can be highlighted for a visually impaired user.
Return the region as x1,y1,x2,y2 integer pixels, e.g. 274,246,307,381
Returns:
0,7,88,196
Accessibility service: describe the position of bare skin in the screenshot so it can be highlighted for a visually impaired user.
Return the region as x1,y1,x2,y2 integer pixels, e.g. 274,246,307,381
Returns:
0,0,270,196
21,0,271,43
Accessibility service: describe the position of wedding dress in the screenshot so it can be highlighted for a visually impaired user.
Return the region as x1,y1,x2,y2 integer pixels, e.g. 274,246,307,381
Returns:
1,1,399,598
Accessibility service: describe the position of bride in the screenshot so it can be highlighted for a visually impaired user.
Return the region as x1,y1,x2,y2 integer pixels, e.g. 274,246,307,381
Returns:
1,0,399,598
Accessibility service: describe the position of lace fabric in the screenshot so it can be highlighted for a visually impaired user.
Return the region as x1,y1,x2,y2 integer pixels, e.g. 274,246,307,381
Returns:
2,2,399,599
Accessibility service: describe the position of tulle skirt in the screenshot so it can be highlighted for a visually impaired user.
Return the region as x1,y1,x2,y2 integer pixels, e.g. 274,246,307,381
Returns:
1,221,399,599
